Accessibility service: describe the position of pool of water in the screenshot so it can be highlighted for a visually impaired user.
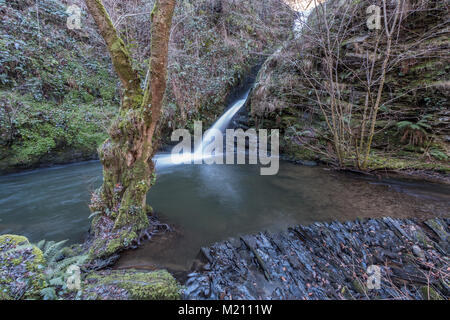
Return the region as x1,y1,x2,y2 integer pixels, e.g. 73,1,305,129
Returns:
0,159,449,272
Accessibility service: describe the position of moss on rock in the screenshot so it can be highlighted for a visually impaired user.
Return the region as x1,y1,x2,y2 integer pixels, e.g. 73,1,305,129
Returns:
82,269,181,300
0,234,47,299
0,291,12,300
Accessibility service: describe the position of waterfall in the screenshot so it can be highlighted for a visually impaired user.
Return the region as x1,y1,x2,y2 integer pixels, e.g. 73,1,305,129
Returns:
293,9,312,37
155,90,251,167
194,90,250,155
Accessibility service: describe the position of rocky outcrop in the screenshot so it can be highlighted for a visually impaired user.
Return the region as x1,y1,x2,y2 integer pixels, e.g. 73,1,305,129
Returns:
184,217,449,300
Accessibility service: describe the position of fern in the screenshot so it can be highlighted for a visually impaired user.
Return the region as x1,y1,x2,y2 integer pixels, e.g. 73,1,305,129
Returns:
36,239,46,250
51,254,88,274
430,148,448,161
48,277,66,287
32,240,88,299
396,115,432,146
40,287,57,300
42,240,68,264
88,211,102,219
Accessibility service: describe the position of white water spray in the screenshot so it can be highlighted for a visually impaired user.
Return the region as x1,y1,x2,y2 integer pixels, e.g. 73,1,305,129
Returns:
155,90,251,167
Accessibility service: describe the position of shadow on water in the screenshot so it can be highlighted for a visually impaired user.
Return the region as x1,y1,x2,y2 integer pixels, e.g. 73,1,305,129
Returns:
1,158,448,276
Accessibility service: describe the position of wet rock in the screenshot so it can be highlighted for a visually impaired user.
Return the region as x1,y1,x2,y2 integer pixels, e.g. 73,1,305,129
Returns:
185,217,449,300
412,245,425,259
0,235,47,299
424,218,449,243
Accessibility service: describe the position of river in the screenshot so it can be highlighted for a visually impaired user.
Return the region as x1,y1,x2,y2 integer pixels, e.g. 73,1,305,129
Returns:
0,158,449,274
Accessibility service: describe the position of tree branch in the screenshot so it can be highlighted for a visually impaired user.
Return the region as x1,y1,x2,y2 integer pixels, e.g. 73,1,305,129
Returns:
84,0,142,103
143,0,176,137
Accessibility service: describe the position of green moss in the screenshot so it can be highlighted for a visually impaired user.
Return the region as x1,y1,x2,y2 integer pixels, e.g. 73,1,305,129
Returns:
292,147,318,161
415,231,432,247
105,238,122,256
88,238,107,259
421,286,443,300
0,234,29,246
352,279,367,295
0,1,119,173
83,269,181,300
0,235,47,299
89,229,140,260
366,153,450,172
248,0,449,173
0,291,12,300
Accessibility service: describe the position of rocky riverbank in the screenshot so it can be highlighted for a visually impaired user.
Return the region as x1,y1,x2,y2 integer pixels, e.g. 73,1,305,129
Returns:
0,233,181,300
184,217,449,300
2,216,448,300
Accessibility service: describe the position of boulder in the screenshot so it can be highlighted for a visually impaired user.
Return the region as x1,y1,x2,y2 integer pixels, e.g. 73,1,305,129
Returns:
81,269,180,300
0,234,47,299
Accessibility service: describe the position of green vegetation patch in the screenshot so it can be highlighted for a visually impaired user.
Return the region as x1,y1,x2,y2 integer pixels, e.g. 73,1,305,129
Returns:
0,234,47,299
82,269,181,300
0,0,119,172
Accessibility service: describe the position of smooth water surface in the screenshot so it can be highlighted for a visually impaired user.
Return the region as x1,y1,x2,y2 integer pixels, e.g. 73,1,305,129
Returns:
1,159,449,272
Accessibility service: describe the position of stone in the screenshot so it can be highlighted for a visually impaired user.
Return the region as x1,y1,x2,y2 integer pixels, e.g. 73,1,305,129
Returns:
184,217,449,300
81,269,180,300
0,234,47,299
412,245,425,259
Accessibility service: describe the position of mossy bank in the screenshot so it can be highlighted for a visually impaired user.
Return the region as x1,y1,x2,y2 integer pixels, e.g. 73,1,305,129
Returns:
0,234,181,300
0,0,295,174
0,0,119,174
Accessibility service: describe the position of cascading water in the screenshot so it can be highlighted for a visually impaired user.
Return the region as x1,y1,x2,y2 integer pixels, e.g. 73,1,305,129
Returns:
196,91,250,154
155,90,251,167
293,9,313,36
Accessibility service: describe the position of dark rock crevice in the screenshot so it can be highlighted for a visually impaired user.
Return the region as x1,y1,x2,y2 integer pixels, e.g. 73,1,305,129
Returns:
185,217,449,300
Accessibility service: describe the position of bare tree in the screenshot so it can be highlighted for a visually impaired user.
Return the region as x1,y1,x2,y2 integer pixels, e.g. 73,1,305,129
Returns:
293,0,403,169
360,0,402,169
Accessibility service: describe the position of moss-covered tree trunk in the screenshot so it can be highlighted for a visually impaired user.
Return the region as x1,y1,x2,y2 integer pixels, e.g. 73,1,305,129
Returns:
84,0,176,259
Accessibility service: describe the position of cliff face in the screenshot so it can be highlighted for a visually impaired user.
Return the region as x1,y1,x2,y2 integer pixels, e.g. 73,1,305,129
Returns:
249,0,449,172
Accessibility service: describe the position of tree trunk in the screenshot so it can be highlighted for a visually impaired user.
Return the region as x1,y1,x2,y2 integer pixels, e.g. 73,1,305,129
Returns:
85,0,176,259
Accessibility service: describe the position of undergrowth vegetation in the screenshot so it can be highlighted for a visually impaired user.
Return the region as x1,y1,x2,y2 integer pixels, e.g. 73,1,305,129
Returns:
99,0,294,136
0,0,119,173
35,239,87,300
0,0,294,172
0,235,86,300
250,0,449,172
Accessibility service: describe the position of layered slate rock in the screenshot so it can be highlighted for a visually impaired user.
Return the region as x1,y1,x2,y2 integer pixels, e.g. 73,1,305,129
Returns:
185,217,449,300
